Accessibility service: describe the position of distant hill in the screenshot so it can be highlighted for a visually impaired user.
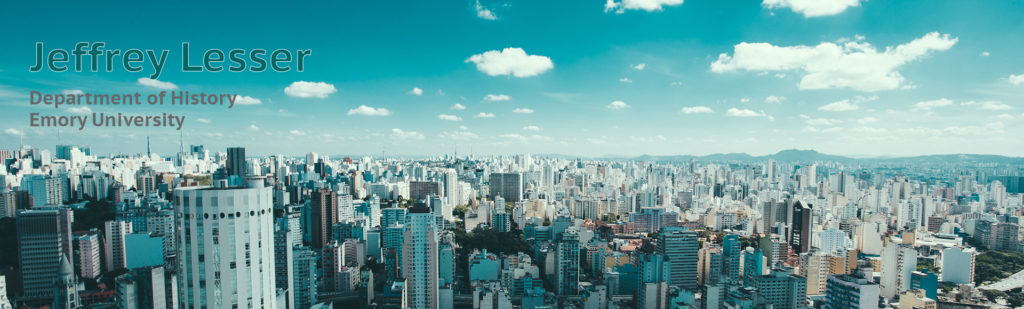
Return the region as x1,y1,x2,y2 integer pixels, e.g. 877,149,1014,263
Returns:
585,149,1024,164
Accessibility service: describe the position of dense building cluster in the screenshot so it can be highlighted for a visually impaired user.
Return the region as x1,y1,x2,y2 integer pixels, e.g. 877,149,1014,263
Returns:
0,144,1022,309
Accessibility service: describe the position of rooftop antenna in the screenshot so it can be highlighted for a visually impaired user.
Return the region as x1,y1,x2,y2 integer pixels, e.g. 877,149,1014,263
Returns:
147,136,151,157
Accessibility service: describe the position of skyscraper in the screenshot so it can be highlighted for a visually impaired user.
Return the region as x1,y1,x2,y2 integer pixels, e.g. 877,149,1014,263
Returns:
791,201,811,254
105,220,133,271
487,172,523,202
174,175,276,308
311,188,338,248
658,226,699,291
77,230,102,279
722,234,741,284
555,227,581,295
16,207,73,301
402,203,439,309
226,147,247,178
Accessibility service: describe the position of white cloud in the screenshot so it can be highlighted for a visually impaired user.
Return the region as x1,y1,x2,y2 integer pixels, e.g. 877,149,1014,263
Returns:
409,87,423,95
233,95,262,105
523,125,542,131
347,105,392,116
4,128,23,136
451,103,467,110
249,124,260,131
289,130,306,136
62,89,84,95
137,78,178,90
762,0,861,18
500,134,528,143
284,81,337,98
740,97,750,103
196,118,211,124
474,112,495,118
819,99,858,112
513,108,534,114
484,94,511,101
681,106,713,114
475,0,497,20
856,117,878,124
726,108,766,117
805,118,842,126
391,128,425,140
912,98,954,111
765,96,784,104
438,114,462,121
981,51,991,57
587,138,608,145
1009,74,1024,86
459,125,469,130
67,106,92,114
670,81,684,86
619,77,633,83
711,32,958,91
996,114,1015,120
632,63,647,70
608,101,629,109
466,48,553,78
605,0,683,13
441,131,479,140
977,101,1013,110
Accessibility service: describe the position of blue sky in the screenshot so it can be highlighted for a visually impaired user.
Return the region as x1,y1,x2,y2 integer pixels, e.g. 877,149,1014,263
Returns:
1,0,1022,157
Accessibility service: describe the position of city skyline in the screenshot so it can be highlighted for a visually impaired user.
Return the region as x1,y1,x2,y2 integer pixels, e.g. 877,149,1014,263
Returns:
2,0,1023,157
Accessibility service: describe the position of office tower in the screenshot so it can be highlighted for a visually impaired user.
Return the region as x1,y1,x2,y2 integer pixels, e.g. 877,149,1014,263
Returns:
818,228,848,254
402,203,439,309
409,181,441,201
311,188,338,248
337,194,354,223
135,166,157,195
105,220,133,271
488,172,523,202
880,242,917,300
790,201,811,254
174,176,276,308
754,269,807,309
277,206,303,247
743,247,765,287
722,234,741,283
54,255,80,309
941,247,975,285
16,207,73,301
292,246,317,309
658,226,699,291
273,227,294,309
555,227,581,295
226,147,246,177
77,231,102,279
116,266,168,309
699,247,723,285
825,274,879,309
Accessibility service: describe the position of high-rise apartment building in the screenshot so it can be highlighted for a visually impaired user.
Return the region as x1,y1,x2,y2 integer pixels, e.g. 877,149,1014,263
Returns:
311,188,338,248
402,204,439,309
174,175,276,308
105,220,133,271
